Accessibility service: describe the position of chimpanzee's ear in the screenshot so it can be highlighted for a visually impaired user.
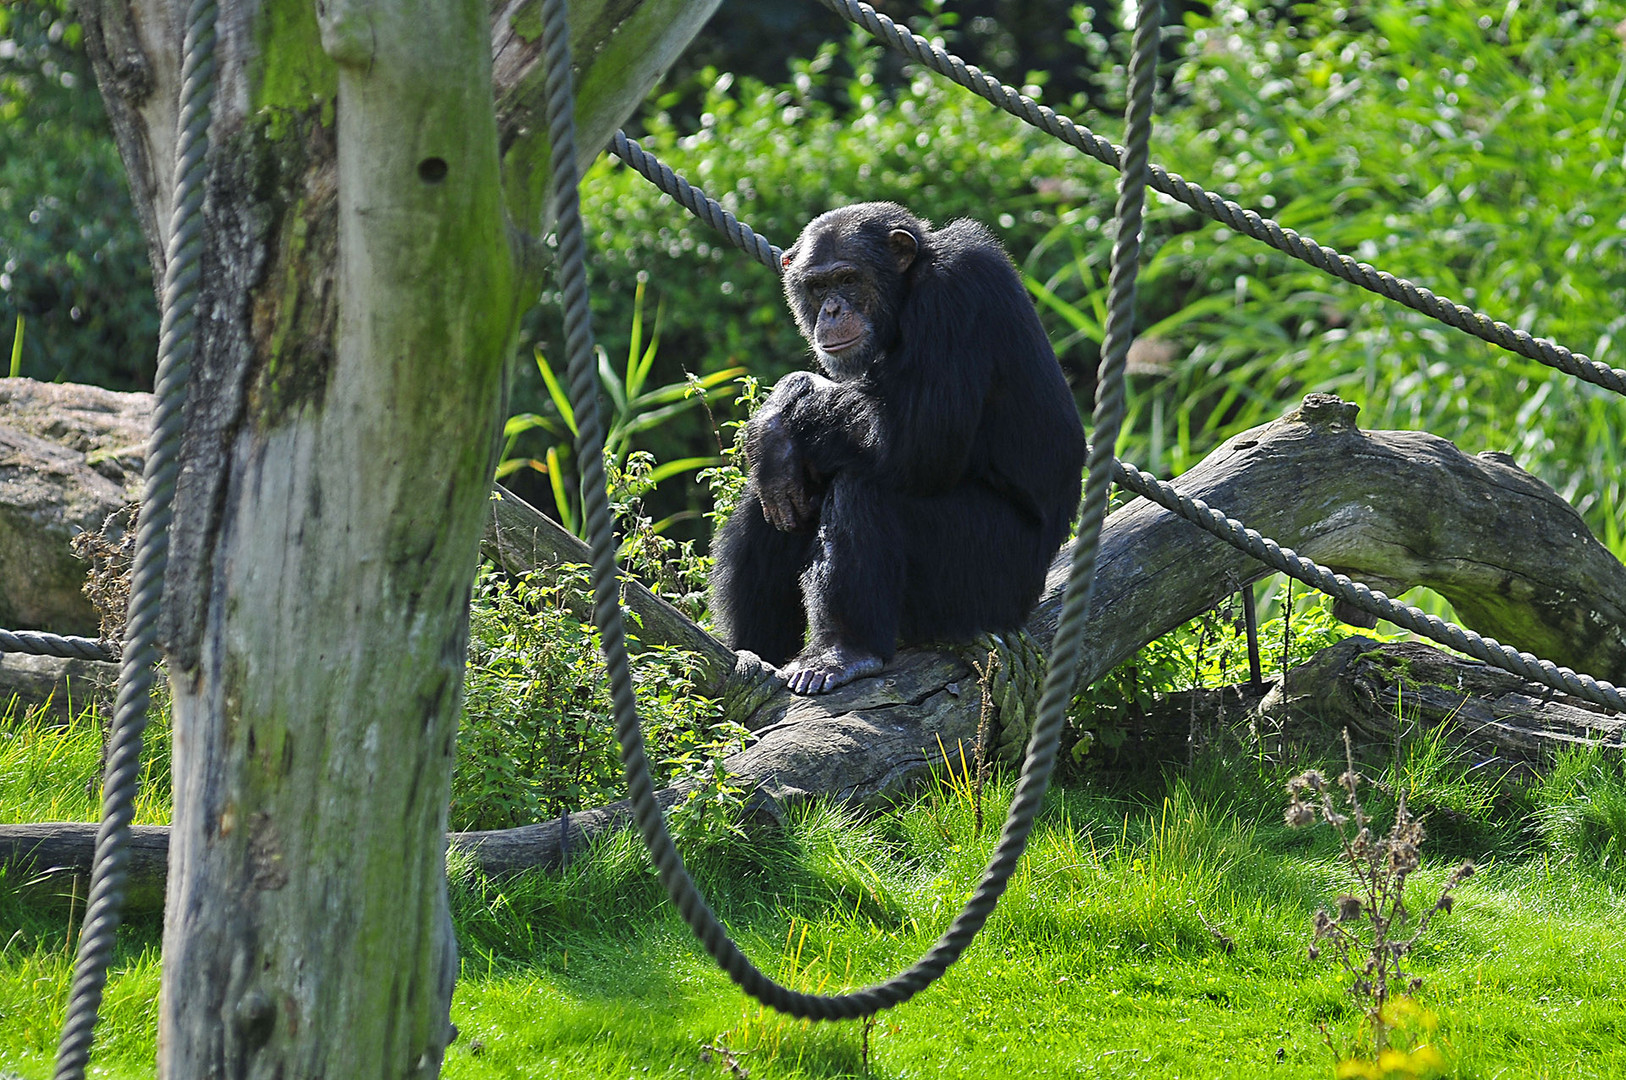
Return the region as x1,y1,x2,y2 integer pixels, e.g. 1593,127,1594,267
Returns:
888,228,919,273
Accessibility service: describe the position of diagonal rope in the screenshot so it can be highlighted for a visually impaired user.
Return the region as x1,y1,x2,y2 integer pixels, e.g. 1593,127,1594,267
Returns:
51,2,216,1077
810,0,1626,399
1107,456,1626,712
609,131,783,271
550,0,1164,1019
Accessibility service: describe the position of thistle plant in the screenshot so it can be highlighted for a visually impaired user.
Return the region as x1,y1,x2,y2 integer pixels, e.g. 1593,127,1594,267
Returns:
1286,731,1474,1069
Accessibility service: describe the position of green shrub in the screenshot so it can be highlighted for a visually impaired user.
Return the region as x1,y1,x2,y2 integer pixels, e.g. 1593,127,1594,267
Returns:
1071,587,1381,763
454,562,742,831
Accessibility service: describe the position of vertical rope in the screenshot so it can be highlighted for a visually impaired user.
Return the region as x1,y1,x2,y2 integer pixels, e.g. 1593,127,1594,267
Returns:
1041,0,1161,725
52,2,216,1077
979,0,1163,942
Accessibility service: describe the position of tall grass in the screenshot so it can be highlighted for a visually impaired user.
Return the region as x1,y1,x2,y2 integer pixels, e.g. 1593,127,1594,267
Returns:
1107,0,1626,555
0,697,169,827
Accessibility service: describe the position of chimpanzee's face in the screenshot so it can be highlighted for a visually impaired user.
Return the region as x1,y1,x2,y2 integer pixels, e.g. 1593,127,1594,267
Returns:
781,209,919,380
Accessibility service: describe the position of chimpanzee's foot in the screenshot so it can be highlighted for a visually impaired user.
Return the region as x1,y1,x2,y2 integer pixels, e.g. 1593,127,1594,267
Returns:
782,645,885,695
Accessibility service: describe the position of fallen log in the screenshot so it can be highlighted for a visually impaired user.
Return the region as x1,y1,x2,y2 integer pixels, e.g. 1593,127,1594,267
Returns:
7,396,1625,900
0,825,169,912
11,639,1619,901
1258,636,1626,769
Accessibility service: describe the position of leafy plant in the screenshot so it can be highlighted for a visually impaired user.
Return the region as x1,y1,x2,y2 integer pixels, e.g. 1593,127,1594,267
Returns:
503,275,742,535
1071,585,1391,761
454,564,742,832
1127,0,1626,551
697,373,761,529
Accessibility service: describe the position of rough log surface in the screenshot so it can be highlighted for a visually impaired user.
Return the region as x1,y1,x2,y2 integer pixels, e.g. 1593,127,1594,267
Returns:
1259,637,1626,768
13,402,1623,897
0,825,169,912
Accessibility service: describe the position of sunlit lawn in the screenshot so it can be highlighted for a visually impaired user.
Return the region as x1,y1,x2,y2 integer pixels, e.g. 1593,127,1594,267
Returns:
5,704,1625,1079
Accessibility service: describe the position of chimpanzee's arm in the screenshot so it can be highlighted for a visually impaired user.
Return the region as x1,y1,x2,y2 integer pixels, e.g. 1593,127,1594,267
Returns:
745,371,881,532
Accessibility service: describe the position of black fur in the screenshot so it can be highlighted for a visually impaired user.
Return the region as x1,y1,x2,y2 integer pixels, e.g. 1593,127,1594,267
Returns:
711,203,1086,693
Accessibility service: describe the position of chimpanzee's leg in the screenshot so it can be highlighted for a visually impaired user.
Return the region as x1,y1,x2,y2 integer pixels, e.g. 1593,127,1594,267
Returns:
897,483,1056,644
709,488,816,667
786,473,905,694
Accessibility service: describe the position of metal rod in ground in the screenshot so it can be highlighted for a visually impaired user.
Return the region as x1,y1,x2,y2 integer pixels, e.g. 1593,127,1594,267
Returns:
1242,586,1262,689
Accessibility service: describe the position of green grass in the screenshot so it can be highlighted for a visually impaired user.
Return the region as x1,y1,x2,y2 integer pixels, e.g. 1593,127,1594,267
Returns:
0,699,171,827
5,717,1626,1079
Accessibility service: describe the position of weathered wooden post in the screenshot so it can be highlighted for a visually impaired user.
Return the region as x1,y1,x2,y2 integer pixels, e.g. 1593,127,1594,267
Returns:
74,1,720,1074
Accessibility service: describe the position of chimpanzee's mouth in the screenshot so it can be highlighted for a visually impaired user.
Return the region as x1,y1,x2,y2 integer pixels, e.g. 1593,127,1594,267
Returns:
818,335,862,353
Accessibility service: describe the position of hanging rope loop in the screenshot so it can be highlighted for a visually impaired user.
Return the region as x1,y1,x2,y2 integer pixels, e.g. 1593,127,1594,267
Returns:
546,0,1165,1019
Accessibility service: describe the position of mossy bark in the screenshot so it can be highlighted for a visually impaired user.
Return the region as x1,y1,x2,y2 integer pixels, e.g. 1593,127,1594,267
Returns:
74,1,721,1076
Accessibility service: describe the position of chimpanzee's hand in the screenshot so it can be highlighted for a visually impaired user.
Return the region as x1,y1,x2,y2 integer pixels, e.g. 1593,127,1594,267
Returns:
743,371,836,532
747,411,822,532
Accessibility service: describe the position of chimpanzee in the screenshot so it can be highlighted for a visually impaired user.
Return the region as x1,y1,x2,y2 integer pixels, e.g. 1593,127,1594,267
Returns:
710,202,1086,694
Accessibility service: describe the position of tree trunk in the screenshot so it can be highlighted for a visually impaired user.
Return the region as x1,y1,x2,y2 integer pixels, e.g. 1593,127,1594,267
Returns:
73,2,720,1077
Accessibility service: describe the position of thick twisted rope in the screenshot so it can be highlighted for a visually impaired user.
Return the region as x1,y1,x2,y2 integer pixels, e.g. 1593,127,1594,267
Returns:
810,0,1626,399
51,2,215,1077
551,0,1164,1019
609,131,783,271
0,630,116,663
